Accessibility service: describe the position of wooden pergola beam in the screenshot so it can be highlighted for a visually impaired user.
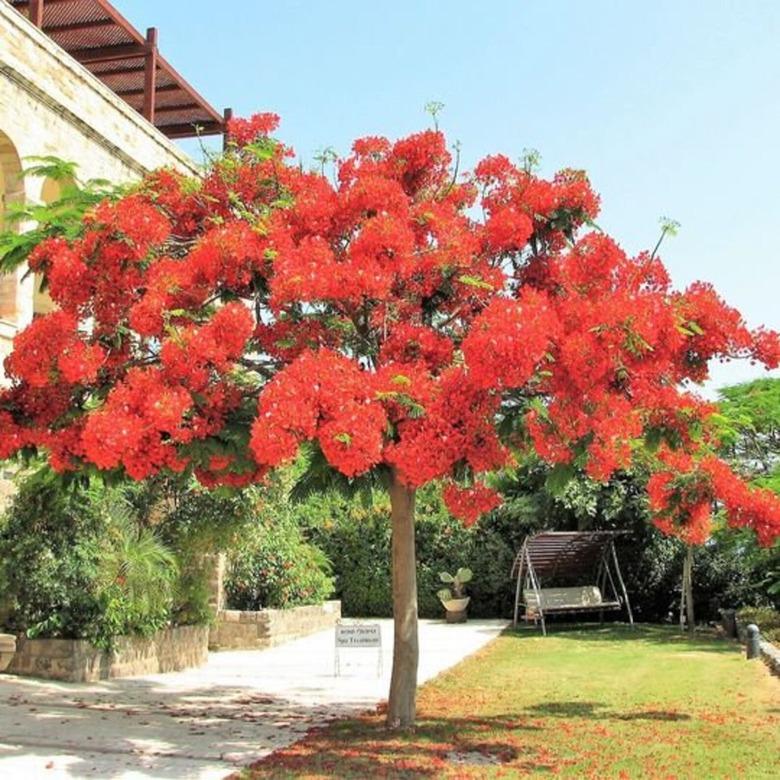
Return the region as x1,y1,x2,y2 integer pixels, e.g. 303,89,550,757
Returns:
223,107,233,151
93,64,145,78
45,18,116,34
163,121,224,139
142,27,158,123
71,43,146,65
29,0,44,27
115,83,180,98
152,103,201,115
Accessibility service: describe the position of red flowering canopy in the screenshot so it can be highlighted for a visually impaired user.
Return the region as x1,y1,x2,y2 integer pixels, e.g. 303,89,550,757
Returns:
2,113,780,547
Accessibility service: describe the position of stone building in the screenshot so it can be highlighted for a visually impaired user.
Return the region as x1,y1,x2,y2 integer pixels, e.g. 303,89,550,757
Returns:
0,0,227,501
0,0,227,376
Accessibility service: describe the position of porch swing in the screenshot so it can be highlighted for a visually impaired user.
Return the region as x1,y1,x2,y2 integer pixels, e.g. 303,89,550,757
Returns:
511,531,634,635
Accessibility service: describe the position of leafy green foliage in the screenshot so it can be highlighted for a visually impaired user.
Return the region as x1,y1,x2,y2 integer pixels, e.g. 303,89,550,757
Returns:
0,473,103,642
736,605,780,644
155,486,256,624
223,475,334,610
437,567,473,601
0,469,263,647
288,442,386,506
93,504,178,641
0,470,178,648
716,377,780,482
0,157,123,277
224,513,333,610
300,483,517,618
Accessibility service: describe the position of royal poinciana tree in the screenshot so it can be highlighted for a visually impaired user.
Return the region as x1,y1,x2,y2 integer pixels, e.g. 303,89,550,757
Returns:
2,114,780,725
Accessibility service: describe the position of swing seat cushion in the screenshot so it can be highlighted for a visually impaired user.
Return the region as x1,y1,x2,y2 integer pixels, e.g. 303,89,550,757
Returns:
524,585,605,613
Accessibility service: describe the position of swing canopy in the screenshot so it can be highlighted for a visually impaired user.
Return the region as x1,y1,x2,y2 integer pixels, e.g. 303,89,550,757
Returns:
511,531,634,634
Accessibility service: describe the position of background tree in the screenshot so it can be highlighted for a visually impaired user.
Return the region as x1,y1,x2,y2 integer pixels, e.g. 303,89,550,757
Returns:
717,377,780,487
2,114,780,727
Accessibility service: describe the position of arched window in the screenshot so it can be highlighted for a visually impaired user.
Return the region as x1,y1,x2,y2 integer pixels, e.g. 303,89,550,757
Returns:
32,176,68,317
0,130,25,324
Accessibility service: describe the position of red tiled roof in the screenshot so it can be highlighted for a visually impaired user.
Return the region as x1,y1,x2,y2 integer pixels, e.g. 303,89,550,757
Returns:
8,0,226,139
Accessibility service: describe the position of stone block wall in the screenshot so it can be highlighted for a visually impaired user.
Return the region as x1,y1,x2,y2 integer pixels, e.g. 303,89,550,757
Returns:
209,601,341,651
205,552,227,612
4,624,208,682
0,2,200,391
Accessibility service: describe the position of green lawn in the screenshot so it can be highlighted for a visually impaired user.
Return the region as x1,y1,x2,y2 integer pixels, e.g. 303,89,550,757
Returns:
243,625,780,779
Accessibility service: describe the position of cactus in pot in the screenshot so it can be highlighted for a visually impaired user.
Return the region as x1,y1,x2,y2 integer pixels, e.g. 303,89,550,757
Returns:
437,567,473,623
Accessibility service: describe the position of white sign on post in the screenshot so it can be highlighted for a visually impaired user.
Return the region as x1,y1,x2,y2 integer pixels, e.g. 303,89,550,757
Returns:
334,622,382,676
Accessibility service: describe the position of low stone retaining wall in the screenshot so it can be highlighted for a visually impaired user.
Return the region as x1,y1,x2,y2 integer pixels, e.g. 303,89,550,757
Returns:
4,624,208,682
0,632,15,672
755,637,780,675
209,600,341,651
723,611,780,677
737,622,780,677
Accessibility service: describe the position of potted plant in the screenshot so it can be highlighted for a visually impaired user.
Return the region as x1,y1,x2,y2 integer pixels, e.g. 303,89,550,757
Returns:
437,567,473,623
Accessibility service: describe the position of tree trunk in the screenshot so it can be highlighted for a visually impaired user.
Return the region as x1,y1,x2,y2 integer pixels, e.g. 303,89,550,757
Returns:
684,545,695,634
386,470,418,729
679,545,695,634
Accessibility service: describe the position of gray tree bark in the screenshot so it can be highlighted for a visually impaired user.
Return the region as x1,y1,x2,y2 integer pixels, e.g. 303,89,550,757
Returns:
386,470,418,729
680,545,695,634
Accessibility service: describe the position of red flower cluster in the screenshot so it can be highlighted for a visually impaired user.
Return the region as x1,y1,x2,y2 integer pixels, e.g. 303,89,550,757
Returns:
443,482,502,526
226,112,281,146
379,324,453,372
385,368,510,488
81,368,191,479
160,302,255,390
250,350,387,476
648,451,780,546
4,311,101,388
461,290,561,390
0,411,27,460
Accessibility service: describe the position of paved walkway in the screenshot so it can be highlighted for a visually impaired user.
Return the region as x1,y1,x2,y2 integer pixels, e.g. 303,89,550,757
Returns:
0,619,506,779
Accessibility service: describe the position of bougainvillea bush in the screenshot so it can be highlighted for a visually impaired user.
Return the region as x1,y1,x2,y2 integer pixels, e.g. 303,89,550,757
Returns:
2,112,780,724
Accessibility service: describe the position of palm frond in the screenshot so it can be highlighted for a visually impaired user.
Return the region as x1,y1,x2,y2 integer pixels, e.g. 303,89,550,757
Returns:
288,443,386,505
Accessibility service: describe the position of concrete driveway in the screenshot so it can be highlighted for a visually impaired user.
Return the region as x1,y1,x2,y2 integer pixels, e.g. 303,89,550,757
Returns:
0,619,506,779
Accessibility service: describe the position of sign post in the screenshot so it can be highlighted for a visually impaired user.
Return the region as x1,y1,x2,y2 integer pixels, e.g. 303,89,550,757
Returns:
334,621,382,677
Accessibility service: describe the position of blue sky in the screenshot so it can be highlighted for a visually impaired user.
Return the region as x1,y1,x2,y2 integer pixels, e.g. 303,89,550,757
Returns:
124,0,780,396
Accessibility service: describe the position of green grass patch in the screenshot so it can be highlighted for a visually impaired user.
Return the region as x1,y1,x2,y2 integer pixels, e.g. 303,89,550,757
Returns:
243,624,779,778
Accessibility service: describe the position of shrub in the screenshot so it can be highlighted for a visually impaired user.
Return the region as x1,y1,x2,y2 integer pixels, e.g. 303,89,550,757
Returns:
306,485,517,619
736,606,780,630
224,509,333,610
0,474,103,641
92,504,178,643
736,606,780,645
310,503,392,616
155,487,254,624
0,470,178,648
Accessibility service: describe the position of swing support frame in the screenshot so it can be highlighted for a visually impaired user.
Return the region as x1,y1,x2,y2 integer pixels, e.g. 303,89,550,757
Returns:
511,531,634,636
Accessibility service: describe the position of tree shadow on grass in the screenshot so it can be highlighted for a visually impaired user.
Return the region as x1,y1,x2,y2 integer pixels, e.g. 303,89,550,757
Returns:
504,623,737,653
523,701,691,722
240,712,559,779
